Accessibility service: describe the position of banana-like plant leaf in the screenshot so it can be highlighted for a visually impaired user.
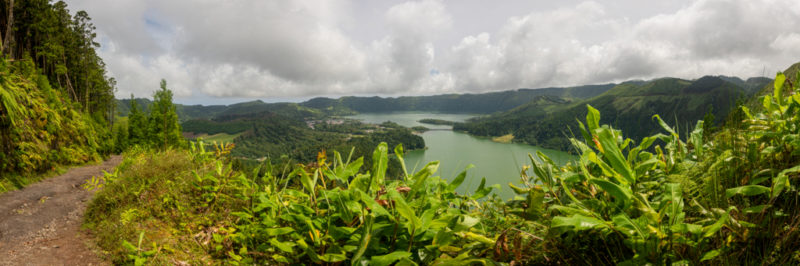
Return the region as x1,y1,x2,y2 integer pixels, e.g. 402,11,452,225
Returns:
369,142,389,192
394,144,409,181
703,213,729,238
725,185,770,198
773,164,800,198
370,251,412,266
447,164,473,192
389,190,420,233
586,104,601,131
589,179,632,209
551,214,608,231
597,128,636,184
775,72,786,105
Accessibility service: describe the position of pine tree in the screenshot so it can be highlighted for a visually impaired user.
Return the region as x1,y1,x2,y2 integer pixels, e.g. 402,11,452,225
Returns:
127,94,147,147
148,79,183,149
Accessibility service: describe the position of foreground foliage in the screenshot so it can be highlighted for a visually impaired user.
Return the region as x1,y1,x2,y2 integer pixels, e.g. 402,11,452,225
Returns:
88,71,800,264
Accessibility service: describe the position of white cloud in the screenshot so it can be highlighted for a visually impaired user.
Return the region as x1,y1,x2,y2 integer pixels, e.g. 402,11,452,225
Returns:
65,0,800,102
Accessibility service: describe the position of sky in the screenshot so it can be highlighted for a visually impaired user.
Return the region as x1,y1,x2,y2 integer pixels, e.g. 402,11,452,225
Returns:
63,0,800,105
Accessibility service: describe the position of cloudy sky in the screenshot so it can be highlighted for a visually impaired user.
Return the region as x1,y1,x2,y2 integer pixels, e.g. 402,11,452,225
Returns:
64,0,800,105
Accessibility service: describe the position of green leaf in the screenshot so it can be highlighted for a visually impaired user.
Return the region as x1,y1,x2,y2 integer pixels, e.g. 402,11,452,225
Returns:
447,164,473,192
370,251,412,266
586,104,601,131
652,114,678,138
394,144,409,180
269,238,295,253
370,142,389,192
703,213,729,238
551,214,607,231
725,185,770,198
701,249,721,261
690,120,704,157
410,161,439,195
589,179,632,209
775,72,786,104
597,128,636,184
471,177,496,200
319,253,347,262
351,214,374,266
265,227,295,236
389,190,420,232
773,164,800,198
663,183,684,225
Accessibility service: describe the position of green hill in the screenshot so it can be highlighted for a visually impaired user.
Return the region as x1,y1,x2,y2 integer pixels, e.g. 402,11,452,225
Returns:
302,83,616,114
455,76,770,151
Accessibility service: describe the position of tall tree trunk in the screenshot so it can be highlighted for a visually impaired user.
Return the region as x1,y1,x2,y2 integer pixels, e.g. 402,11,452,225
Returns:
2,0,13,56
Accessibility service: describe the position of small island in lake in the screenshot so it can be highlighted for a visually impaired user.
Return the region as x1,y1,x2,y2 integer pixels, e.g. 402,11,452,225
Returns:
418,118,457,126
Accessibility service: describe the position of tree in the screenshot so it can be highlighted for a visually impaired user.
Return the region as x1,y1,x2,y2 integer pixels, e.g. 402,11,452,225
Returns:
127,94,147,147
148,79,183,149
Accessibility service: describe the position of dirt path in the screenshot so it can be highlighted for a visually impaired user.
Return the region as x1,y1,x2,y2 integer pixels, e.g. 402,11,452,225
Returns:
0,155,122,266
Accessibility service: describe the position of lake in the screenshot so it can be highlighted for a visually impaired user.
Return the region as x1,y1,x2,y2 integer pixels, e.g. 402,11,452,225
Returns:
347,112,575,199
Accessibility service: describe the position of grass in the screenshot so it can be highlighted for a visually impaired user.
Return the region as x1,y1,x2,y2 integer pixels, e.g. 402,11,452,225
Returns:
492,134,514,143
84,148,235,264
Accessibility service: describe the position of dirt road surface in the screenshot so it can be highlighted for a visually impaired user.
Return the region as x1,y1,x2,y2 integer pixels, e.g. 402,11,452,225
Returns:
0,156,122,266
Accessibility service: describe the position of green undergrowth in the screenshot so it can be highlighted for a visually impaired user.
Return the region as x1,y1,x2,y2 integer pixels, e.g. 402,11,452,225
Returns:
1,59,112,192
86,71,800,265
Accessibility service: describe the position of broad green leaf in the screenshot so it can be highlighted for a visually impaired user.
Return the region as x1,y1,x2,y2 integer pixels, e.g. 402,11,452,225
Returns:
265,227,294,236
774,72,786,104
370,142,389,192
586,104,601,131
526,186,545,219
690,120,704,157
701,249,721,261
319,253,347,262
351,214,374,266
703,213,728,238
598,128,636,184
773,164,800,198
389,190,420,232
551,214,607,231
576,120,593,146
508,183,529,194
370,251,412,266
357,190,390,217
433,229,455,246
652,114,678,138
664,183,683,225
725,185,770,198
394,144,409,180
743,205,770,214
471,178,497,200
447,164,473,192
269,238,295,253
411,161,440,194
589,179,632,209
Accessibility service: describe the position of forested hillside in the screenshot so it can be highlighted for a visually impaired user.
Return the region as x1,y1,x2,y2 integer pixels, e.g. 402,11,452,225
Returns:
455,75,771,150
302,83,615,114
0,0,116,191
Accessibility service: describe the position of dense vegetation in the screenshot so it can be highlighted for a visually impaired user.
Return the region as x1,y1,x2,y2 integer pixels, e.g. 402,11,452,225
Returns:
302,83,615,114
85,71,800,264
116,80,185,151
455,76,771,151
0,1,115,191
418,119,456,126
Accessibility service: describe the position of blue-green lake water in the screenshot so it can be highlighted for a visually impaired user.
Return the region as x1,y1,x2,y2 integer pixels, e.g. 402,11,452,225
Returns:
348,112,574,198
